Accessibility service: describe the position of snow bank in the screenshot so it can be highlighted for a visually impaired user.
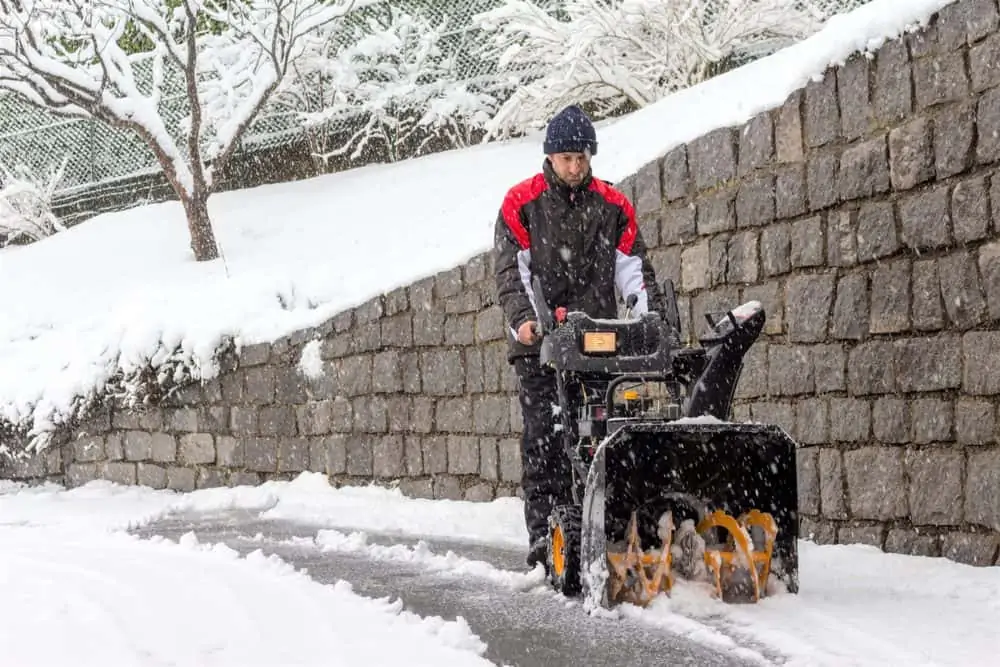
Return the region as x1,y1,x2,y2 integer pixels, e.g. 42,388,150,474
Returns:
0,527,492,666
0,0,956,444
0,472,529,543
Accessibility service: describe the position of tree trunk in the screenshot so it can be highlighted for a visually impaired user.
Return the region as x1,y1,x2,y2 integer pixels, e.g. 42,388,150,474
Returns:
181,188,219,261
145,146,221,262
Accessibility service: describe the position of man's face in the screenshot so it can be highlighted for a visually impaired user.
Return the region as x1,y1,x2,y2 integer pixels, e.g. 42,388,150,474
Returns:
548,152,590,187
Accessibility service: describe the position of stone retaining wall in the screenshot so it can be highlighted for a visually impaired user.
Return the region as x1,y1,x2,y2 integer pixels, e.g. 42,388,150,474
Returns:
607,0,1000,566
4,0,999,567
2,256,526,504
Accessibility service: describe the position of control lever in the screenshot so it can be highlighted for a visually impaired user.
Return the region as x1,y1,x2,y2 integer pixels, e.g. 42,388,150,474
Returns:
624,293,639,319
531,275,556,333
532,306,566,340
661,279,682,337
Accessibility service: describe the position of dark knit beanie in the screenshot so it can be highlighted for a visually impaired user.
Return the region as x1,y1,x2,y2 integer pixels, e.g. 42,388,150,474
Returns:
543,104,598,156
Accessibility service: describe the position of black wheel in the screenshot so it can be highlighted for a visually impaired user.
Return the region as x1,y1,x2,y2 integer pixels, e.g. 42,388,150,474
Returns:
547,505,582,596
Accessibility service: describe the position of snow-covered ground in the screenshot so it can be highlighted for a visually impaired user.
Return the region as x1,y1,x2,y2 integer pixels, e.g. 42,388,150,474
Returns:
2,473,998,666
0,0,956,441
0,477,492,667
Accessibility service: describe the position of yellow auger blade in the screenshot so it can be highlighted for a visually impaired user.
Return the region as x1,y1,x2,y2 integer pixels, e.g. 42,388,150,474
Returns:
696,509,778,603
606,511,675,606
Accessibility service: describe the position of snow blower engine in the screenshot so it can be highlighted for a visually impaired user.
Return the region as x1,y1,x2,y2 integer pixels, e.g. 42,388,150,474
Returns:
532,278,799,608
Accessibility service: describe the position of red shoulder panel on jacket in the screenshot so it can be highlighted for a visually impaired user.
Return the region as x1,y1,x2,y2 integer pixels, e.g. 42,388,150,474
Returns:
589,178,638,254
501,174,548,250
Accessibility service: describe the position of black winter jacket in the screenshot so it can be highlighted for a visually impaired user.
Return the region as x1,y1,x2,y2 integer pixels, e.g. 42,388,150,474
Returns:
493,159,664,360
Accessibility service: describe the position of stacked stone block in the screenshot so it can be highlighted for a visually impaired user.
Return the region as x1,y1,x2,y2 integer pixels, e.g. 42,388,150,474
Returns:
607,0,1000,566
3,0,999,568
11,256,526,503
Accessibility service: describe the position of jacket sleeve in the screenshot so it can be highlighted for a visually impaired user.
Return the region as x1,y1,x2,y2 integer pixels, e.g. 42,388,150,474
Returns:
493,203,537,335
613,200,665,317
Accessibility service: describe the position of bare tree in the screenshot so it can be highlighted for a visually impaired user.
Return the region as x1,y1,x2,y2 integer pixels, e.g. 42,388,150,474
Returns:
0,0,371,260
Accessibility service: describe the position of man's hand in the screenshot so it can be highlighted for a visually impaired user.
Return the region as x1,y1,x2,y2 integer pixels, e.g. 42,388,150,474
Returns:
517,320,539,346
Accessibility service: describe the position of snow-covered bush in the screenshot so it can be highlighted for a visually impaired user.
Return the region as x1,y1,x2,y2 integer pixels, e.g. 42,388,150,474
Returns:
0,157,69,247
472,0,833,136
273,4,500,166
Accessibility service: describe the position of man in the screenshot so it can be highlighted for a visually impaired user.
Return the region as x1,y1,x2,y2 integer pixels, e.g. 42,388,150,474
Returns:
492,104,665,568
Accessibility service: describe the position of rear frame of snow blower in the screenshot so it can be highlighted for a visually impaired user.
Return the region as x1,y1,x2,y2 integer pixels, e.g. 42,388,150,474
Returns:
532,278,799,609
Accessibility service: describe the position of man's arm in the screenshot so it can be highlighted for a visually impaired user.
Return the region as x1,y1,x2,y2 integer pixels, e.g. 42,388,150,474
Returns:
613,199,665,317
493,203,537,338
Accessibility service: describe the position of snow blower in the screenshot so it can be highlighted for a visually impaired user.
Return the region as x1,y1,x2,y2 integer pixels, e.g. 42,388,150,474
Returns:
532,278,799,608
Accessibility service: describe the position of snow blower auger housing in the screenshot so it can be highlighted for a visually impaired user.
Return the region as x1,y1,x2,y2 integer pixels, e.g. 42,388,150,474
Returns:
532,278,799,609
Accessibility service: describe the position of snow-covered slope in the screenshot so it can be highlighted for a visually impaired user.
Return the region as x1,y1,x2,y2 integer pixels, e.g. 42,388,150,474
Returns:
0,0,955,443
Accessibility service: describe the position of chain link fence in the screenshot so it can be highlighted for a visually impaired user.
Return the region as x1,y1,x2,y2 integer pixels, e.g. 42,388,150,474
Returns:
0,0,871,197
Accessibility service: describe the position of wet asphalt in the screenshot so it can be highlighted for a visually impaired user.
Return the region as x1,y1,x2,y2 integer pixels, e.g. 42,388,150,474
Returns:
134,510,770,667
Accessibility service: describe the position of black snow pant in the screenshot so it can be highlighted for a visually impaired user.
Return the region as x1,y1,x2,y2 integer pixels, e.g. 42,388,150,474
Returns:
513,355,575,545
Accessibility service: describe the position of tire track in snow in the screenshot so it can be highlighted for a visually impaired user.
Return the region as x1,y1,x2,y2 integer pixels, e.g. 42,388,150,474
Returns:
163,509,971,667
137,511,770,667
239,527,778,666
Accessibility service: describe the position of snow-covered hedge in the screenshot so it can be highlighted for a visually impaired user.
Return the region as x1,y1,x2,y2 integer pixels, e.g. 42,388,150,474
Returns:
472,0,837,136
272,4,503,168
273,0,867,159
0,0,867,199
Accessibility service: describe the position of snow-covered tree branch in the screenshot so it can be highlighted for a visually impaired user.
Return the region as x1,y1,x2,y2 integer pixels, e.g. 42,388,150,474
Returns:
473,0,830,136
0,0,373,260
0,156,68,246
273,5,499,167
